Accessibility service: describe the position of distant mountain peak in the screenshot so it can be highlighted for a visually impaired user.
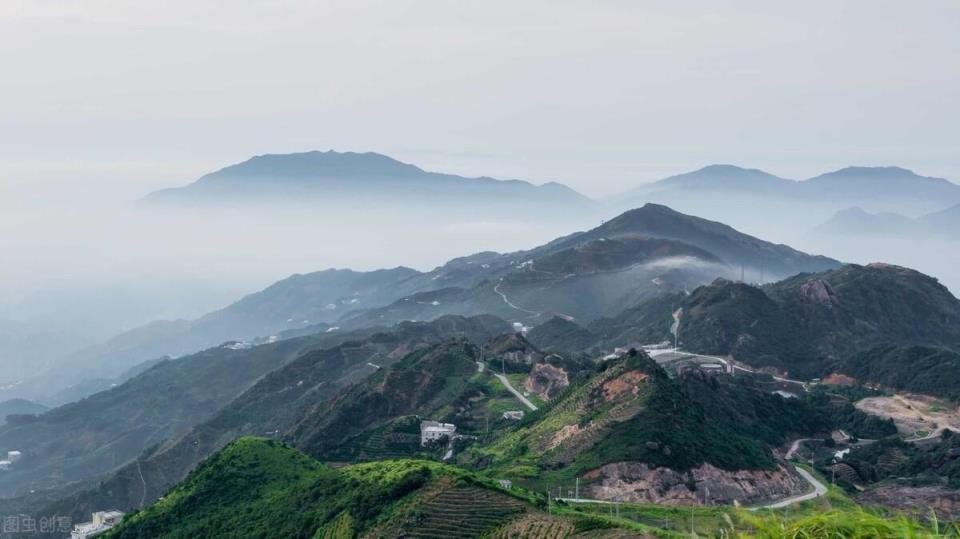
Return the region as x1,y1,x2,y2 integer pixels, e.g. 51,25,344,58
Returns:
645,164,793,193
694,164,777,175
201,150,425,182
143,150,593,209
813,166,921,180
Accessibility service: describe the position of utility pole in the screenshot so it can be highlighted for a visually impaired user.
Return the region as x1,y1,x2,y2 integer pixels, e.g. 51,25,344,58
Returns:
690,500,695,536
575,477,579,500
547,489,551,515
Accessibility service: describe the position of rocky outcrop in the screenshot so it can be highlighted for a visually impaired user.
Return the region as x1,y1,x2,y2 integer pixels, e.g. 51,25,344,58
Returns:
798,279,836,307
524,363,570,401
584,461,808,506
859,485,960,521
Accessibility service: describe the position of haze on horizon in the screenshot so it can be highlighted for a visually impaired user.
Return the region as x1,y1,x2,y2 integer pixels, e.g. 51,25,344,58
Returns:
1,1,958,346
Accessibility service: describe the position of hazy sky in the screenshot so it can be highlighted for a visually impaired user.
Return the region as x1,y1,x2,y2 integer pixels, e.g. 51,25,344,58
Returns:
2,0,958,200
2,1,959,338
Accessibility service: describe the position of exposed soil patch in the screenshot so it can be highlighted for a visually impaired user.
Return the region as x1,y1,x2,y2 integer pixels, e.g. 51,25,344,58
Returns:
856,394,960,438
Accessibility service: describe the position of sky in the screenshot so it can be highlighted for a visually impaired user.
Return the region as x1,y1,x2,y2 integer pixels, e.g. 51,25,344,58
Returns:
1,1,958,338
1,0,958,201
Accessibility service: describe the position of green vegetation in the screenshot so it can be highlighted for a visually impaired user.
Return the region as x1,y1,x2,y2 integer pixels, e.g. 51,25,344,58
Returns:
104,437,592,539
823,430,960,490
804,386,898,439
839,345,960,401
466,353,834,492
109,438,960,538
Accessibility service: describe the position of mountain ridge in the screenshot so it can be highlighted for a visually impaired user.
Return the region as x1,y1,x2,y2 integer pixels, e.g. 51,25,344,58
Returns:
143,150,592,208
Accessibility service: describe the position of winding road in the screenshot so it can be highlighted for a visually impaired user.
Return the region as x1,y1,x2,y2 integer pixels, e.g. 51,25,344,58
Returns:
493,278,541,318
137,459,148,508
751,467,828,510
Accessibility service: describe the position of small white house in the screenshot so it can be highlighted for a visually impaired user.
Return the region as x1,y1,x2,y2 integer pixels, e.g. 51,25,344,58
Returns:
0,460,10,471
420,420,456,446
6,451,20,462
71,510,124,539
498,479,513,490
502,410,524,420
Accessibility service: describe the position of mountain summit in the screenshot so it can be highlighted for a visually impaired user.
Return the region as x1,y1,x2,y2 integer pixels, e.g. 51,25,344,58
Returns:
804,166,959,200
545,203,839,278
652,164,796,194
143,150,592,212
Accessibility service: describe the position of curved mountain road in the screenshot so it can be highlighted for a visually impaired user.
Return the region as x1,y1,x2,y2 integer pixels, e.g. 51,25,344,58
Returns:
493,278,541,319
751,467,828,510
137,459,148,508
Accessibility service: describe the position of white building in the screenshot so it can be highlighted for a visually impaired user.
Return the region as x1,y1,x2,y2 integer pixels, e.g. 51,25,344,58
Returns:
502,410,524,420
498,479,513,489
71,511,124,539
420,420,456,446
6,450,21,462
0,460,10,471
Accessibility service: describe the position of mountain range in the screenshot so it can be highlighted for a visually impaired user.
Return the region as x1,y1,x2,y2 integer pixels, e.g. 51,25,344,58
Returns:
146,151,960,213
0,203,837,504
617,164,960,243
815,204,960,240
2,201,960,533
3,203,840,406
624,164,960,211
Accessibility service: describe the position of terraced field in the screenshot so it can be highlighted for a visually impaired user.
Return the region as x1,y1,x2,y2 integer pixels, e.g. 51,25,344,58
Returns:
402,486,527,538
490,514,575,538
355,416,422,460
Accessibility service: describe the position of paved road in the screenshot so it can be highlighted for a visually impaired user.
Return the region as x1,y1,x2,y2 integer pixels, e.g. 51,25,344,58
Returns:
648,349,808,387
494,373,538,411
493,278,541,318
785,438,819,460
558,497,616,505
752,467,827,510
136,459,148,508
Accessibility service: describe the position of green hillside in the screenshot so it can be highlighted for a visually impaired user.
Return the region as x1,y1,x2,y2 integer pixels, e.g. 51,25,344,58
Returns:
103,437,613,539
17,316,511,525
837,345,960,401
105,437,960,539
464,352,831,489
